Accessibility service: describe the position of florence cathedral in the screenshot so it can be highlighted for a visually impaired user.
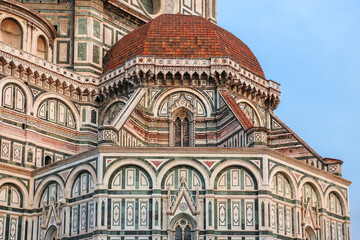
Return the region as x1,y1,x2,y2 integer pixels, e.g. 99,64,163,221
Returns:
0,0,351,239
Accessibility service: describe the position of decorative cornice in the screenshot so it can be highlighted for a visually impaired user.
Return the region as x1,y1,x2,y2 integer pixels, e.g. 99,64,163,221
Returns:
30,146,351,186
0,162,32,176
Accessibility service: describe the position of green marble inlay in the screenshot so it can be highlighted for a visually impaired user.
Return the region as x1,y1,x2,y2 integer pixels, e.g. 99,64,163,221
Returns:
93,20,100,38
78,42,87,61
93,45,100,64
78,18,87,35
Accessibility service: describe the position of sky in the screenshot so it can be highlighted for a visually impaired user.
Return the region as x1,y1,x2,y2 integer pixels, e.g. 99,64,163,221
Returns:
218,0,360,237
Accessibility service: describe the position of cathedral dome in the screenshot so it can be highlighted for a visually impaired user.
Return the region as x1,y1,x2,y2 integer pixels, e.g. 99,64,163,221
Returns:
103,14,265,78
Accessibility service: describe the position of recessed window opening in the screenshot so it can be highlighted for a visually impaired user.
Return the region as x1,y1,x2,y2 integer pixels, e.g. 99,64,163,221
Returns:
44,155,52,165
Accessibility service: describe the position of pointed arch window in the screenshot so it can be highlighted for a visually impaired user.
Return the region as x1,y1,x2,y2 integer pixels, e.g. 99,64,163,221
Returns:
173,110,191,147
175,117,181,146
2,83,26,113
173,218,193,240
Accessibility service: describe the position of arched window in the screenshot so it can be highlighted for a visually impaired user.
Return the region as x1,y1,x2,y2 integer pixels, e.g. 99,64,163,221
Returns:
36,36,47,60
102,101,125,125
140,0,154,14
2,83,26,113
0,18,22,49
271,173,294,234
271,172,293,199
82,108,86,122
215,166,257,191
110,166,152,190
175,117,181,146
39,182,63,207
173,218,193,240
328,192,343,215
326,192,344,240
238,102,261,127
175,225,182,240
71,171,95,197
305,226,317,240
0,184,22,208
44,155,52,166
91,109,97,124
302,183,320,207
37,99,76,129
162,166,205,190
173,110,191,147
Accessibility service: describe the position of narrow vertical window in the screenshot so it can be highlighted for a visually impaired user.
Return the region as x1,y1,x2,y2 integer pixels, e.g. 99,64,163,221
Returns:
175,117,181,147
208,201,212,226
24,220,28,240
44,155,52,166
82,108,86,122
183,117,190,147
91,110,97,124
95,202,98,227
37,36,47,59
175,225,182,240
155,201,159,226
261,202,265,227
184,225,191,239
173,112,191,147
101,201,105,226
63,211,66,234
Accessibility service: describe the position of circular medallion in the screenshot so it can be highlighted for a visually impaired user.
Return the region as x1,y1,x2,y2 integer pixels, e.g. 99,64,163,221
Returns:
180,219,187,226
179,203,188,211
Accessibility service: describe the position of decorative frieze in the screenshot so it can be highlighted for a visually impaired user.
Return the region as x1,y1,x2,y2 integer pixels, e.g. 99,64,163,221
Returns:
98,126,119,145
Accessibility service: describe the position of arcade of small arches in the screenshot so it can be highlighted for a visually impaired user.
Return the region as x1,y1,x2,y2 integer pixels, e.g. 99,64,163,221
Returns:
0,78,266,135
0,160,348,239
0,17,52,60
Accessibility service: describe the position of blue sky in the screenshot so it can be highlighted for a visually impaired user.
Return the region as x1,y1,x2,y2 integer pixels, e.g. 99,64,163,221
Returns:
218,0,360,236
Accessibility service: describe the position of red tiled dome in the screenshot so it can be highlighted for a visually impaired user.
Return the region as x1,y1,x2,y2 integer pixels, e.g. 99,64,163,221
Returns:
103,14,265,78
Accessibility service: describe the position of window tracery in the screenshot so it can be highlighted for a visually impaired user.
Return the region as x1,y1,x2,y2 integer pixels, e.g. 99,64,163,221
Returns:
2,83,26,113
174,219,192,240
37,98,76,129
72,171,95,197
163,166,204,190
302,183,320,207
111,166,151,190
271,172,292,199
328,192,343,215
140,0,154,14
0,184,22,208
174,111,191,147
39,182,63,207
102,101,125,125
161,91,205,147
238,102,261,127
216,167,256,190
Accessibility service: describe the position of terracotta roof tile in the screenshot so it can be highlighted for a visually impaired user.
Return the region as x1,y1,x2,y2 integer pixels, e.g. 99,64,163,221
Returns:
103,14,265,78
219,90,254,131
